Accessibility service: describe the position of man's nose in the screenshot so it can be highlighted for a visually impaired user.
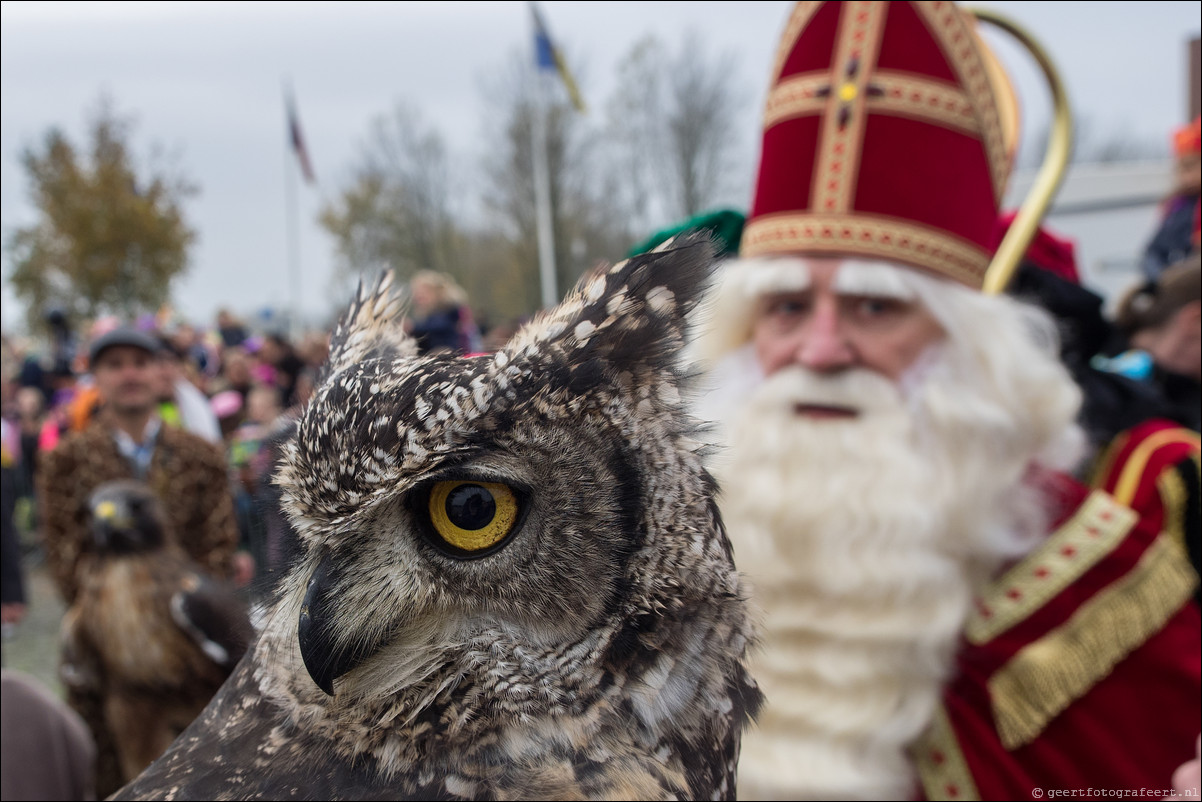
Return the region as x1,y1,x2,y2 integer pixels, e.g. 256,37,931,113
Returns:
793,302,854,372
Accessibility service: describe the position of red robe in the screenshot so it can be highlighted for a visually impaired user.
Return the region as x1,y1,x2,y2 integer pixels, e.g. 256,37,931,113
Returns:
915,423,1202,800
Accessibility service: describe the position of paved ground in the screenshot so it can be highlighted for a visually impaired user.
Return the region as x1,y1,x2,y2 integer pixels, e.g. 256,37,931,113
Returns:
3,555,67,699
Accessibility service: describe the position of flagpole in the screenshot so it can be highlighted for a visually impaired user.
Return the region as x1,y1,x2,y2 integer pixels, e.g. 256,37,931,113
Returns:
284,80,302,338
531,70,557,311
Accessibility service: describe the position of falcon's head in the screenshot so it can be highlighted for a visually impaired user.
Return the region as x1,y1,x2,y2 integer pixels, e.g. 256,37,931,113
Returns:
87,479,169,554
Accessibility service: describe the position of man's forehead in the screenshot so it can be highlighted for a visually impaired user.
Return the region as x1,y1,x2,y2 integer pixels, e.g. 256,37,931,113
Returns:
94,345,155,367
751,258,918,300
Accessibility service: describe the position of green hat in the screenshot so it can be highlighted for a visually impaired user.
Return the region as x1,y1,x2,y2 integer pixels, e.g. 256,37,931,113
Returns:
626,209,745,259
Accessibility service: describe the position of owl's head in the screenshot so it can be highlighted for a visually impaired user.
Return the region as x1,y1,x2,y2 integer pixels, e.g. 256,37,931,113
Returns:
265,233,755,743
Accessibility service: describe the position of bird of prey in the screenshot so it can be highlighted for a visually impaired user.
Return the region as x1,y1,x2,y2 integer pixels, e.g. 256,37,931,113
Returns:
113,233,762,801
61,478,253,785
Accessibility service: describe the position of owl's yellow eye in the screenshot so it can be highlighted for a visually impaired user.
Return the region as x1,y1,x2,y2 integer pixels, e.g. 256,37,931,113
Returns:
427,481,520,555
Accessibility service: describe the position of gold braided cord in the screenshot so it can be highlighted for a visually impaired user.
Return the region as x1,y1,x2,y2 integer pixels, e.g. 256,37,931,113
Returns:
1086,428,1131,489
1112,428,1202,507
1156,451,1201,558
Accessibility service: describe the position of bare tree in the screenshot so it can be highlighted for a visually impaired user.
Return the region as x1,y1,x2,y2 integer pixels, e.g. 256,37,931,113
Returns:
1018,113,1167,169
664,31,743,217
605,31,746,229
603,35,665,235
319,103,461,290
478,50,632,318
317,36,745,334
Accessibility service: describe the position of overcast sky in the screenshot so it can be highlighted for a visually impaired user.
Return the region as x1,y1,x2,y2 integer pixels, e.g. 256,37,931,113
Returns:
1,1,1198,334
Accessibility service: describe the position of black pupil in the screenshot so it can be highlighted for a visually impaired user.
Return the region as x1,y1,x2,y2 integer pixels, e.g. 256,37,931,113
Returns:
445,484,496,531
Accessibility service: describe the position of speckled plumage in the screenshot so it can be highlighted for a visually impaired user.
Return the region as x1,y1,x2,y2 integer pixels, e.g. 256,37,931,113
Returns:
113,233,762,801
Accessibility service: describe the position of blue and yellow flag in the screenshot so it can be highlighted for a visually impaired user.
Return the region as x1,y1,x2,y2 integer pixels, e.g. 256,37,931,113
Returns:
530,3,586,113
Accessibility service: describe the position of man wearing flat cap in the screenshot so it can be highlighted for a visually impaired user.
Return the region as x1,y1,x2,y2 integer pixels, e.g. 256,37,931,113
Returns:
687,2,1200,799
36,325,239,798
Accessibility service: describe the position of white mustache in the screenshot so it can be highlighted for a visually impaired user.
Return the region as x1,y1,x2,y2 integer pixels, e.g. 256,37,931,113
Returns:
753,365,904,414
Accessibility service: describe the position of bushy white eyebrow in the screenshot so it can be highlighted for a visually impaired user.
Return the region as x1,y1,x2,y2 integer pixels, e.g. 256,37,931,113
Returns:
742,258,811,298
833,262,916,300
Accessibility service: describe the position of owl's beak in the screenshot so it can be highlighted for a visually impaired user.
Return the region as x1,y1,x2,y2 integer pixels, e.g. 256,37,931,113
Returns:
298,556,383,696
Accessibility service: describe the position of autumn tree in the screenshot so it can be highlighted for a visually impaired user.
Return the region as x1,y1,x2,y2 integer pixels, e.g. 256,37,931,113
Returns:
5,97,197,330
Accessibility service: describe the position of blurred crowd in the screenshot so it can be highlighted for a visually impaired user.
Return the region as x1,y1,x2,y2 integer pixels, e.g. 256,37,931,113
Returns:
2,308,320,591
0,268,501,603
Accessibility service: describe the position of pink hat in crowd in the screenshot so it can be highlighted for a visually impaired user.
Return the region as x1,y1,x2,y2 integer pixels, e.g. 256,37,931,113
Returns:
210,390,243,420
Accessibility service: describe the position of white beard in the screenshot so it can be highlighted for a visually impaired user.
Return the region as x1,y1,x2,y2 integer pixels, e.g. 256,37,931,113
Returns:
709,348,1054,801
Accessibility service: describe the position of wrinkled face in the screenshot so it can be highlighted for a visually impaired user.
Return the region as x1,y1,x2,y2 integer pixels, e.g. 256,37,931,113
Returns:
751,260,946,408
92,346,158,416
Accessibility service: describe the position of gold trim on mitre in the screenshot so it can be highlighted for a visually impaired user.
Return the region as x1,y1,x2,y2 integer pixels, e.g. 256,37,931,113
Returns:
740,212,990,286
763,72,836,127
764,69,987,143
866,71,982,136
768,1,824,88
987,532,1198,750
912,1,1019,204
811,2,887,215
760,3,1017,205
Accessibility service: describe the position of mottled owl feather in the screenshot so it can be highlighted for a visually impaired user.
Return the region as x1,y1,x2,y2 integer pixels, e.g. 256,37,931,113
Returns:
323,269,416,380
113,231,761,801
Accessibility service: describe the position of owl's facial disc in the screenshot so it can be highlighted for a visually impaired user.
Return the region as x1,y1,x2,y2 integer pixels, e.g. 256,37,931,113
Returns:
298,556,389,696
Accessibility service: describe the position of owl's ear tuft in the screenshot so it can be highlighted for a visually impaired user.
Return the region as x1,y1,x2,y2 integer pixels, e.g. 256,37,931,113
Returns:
324,270,419,380
516,231,718,376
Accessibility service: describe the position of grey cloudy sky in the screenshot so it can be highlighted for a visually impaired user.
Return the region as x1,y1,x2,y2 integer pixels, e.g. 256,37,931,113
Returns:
1,1,1198,333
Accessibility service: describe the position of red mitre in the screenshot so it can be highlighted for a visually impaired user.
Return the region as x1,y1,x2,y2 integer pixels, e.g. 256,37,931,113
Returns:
740,1,1019,289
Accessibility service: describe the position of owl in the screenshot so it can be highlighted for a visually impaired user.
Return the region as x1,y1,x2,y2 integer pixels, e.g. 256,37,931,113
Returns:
60,478,253,785
113,233,762,801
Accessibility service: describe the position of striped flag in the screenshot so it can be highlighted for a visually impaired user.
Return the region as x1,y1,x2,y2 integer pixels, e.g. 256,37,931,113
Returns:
285,87,316,184
530,2,586,113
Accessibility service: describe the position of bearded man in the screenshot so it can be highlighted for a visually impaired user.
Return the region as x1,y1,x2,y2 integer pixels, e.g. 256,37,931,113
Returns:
688,2,1201,800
